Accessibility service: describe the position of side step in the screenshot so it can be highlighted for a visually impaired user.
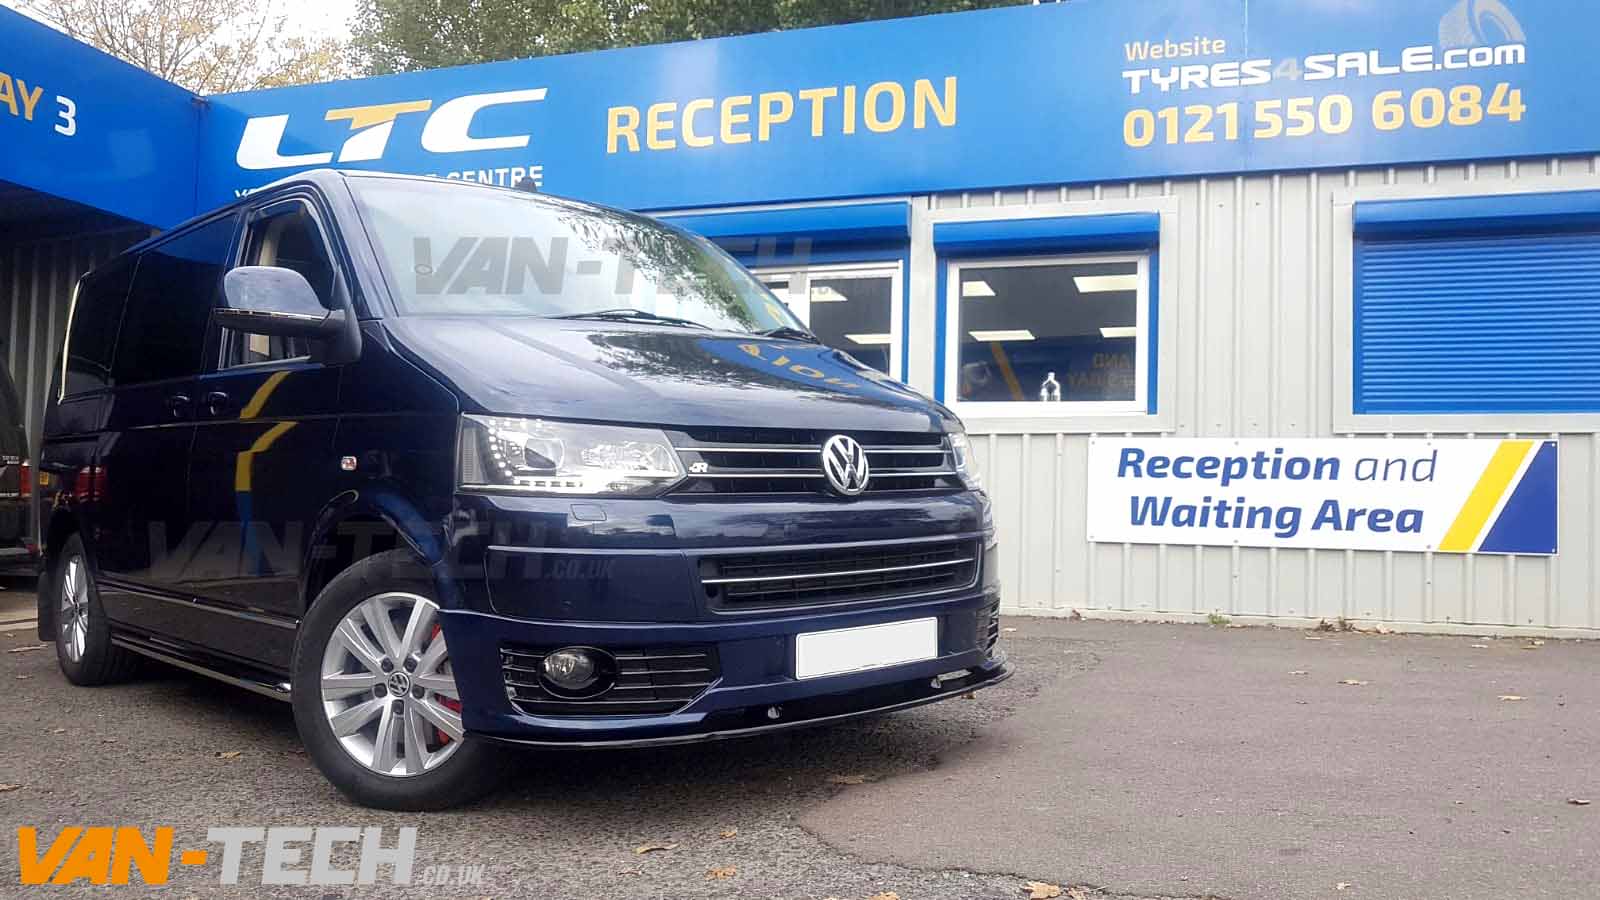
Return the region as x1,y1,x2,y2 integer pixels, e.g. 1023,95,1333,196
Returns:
112,634,292,702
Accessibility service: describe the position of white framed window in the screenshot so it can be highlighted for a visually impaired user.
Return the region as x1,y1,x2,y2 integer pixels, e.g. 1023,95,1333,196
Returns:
752,261,903,378
943,253,1150,418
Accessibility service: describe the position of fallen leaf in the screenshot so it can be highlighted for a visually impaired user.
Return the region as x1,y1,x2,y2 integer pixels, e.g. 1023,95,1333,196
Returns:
1520,641,1546,650
1288,670,1307,676
7,645,41,653
1498,695,1526,702
1022,880,1062,899
101,738,117,744
828,774,872,785
718,828,737,839
1338,679,1369,686
1336,883,1352,891
1067,609,1082,621
215,750,243,760
868,893,901,900
1568,798,1591,806
961,691,977,700
1002,627,1018,633
634,842,678,855
705,865,736,880
1067,889,1088,900
0,784,20,792
49,727,65,734
1470,643,1490,649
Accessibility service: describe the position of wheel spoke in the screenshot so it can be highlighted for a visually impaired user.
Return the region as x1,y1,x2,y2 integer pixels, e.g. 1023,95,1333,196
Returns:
321,671,381,700
72,619,86,660
413,697,464,742
334,620,387,674
411,672,457,697
403,708,430,774
329,696,384,737
359,597,402,659
415,636,447,675
397,600,437,660
371,703,400,773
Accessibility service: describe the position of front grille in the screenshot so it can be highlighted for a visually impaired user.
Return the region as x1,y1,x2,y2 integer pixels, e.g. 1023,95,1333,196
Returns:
700,538,981,610
669,427,960,496
501,645,718,716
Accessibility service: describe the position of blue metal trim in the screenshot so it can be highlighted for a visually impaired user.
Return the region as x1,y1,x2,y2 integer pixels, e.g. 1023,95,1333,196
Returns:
725,242,905,268
1147,252,1159,415
933,213,1161,257
1354,191,1600,238
661,202,911,244
934,263,948,403
900,256,911,384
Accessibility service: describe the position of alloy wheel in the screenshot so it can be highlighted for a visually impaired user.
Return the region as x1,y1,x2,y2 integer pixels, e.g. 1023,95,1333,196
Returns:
319,592,464,776
58,554,88,663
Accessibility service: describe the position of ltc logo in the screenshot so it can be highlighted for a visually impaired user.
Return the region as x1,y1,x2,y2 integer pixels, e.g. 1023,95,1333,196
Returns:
236,88,547,170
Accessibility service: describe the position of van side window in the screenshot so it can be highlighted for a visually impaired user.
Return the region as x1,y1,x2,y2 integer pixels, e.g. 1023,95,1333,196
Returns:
62,255,137,395
112,217,235,386
222,204,338,368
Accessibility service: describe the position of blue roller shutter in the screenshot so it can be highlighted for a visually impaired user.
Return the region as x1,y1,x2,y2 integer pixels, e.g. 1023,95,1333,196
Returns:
1354,229,1600,414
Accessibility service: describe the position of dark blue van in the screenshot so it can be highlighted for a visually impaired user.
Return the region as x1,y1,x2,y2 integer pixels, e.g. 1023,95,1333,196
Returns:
35,170,1008,809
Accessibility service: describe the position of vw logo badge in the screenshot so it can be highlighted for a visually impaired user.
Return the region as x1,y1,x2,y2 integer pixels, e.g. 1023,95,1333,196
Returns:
821,434,870,496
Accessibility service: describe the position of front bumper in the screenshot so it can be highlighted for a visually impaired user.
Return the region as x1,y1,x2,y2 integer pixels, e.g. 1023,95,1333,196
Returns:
439,489,1004,745
441,589,1008,746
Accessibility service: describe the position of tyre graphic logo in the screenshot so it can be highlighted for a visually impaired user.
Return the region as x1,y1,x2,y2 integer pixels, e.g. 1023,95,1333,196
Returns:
1439,0,1525,48
821,434,870,496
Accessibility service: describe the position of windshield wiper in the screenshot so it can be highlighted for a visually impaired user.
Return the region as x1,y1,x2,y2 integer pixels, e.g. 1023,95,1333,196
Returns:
757,326,820,342
550,308,711,329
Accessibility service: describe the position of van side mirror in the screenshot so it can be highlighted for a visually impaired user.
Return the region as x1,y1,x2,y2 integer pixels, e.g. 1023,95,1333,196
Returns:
218,266,345,339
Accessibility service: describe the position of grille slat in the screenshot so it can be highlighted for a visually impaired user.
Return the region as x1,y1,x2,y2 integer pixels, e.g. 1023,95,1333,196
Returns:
701,539,981,610
501,645,718,716
669,428,961,496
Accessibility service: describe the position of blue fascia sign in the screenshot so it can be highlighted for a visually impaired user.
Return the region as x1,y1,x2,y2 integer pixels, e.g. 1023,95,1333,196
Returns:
196,0,1594,215
0,6,199,227
1,0,1594,227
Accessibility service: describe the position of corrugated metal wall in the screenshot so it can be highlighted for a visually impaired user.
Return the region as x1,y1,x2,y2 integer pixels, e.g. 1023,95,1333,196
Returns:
1,229,144,457
931,157,1600,636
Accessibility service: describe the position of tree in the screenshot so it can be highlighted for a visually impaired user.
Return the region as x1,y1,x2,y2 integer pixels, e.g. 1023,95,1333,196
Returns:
20,0,349,94
351,0,1030,76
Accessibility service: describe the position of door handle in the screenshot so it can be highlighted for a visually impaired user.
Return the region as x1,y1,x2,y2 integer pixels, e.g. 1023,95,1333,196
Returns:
203,391,231,416
165,394,191,419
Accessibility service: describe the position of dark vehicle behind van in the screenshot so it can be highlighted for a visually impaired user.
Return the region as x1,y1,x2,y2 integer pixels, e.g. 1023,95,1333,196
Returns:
35,170,1008,810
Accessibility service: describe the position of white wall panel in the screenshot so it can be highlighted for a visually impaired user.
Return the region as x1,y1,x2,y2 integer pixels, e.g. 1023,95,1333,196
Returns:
931,158,1600,636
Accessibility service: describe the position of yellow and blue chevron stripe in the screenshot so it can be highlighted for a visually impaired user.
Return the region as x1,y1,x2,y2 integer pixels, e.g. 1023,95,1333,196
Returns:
1438,440,1558,555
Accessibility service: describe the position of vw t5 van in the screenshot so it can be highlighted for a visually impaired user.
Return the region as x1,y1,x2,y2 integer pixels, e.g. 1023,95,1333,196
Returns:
35,170,1008,809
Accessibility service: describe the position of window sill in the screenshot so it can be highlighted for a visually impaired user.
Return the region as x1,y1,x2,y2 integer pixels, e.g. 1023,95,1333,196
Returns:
956,406,1173,436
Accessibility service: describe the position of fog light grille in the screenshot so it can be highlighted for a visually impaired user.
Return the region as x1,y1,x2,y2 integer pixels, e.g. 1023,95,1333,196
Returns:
501,644,718,716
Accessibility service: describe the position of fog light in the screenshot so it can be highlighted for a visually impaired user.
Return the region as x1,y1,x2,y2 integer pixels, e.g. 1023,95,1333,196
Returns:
542,648,600,691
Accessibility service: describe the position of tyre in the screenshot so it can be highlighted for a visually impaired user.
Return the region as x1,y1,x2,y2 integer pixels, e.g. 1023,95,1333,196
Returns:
52,533,141,685
291,549,506,810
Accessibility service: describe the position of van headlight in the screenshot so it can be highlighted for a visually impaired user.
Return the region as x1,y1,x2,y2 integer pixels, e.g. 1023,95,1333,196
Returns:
947,430,982,492
458,415,683,496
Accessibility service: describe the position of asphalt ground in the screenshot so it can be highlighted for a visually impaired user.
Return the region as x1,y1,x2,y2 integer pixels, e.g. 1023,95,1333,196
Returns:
1,613,1595,900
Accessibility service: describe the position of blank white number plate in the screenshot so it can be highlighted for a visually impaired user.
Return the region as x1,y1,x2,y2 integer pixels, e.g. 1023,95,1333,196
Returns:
794,617,938,680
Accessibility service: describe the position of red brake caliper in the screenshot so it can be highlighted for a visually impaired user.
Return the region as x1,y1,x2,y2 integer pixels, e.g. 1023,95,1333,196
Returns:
428,623,462,746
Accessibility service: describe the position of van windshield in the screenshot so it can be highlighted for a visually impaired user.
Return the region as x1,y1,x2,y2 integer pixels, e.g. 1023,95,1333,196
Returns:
350,177,801,334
